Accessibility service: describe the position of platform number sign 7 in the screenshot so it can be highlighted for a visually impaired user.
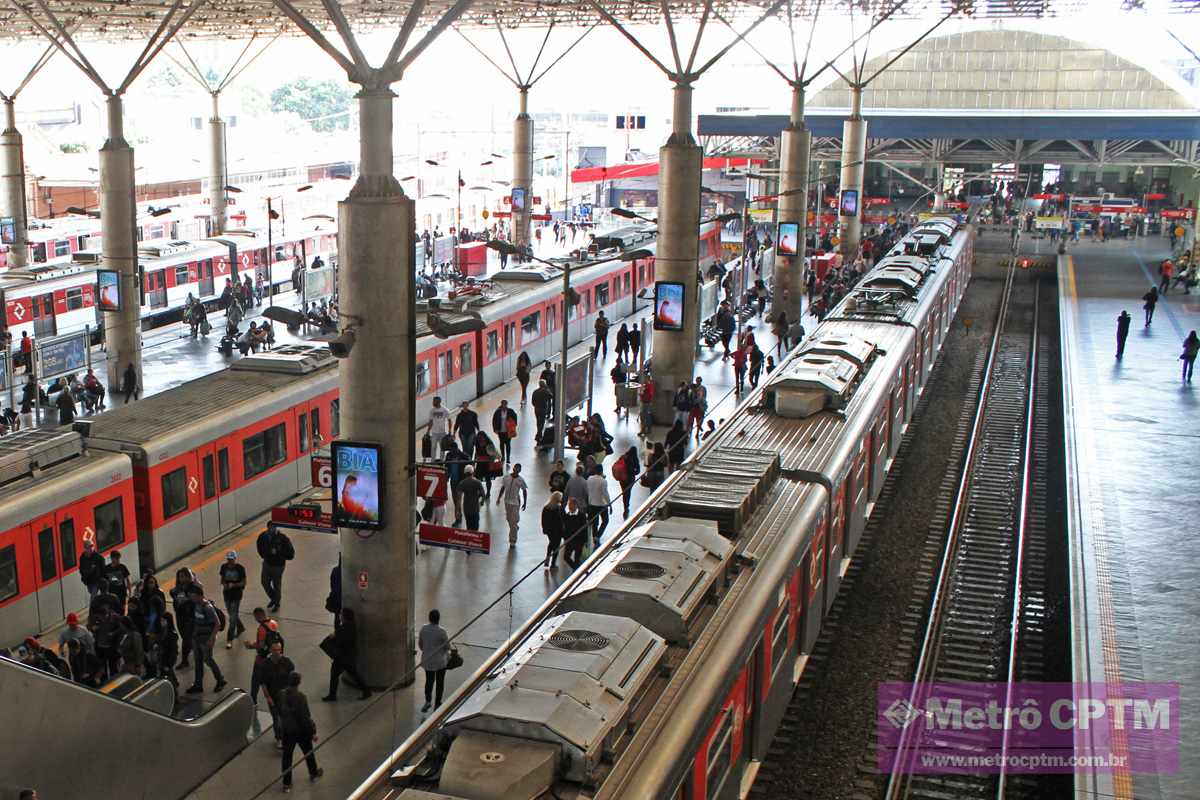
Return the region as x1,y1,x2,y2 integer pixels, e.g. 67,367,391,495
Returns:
416,464,448,501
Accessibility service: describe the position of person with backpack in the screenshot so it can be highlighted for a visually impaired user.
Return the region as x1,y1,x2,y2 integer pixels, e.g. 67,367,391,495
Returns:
170,567,197,669
672,381,692,426
185,583,227,694
145,612,178,688
116,615,144,677
614,446,641,519
531,380,553,443
492,399,518,465
279,672,323,791
78,540,105,600
322,608,371,702
244,607,283,705
541,492,565,570
256,524,294,613
219,550,248,648
561,497,589,570
261,640,296,747
102,550,131,613
1181,330,1200,383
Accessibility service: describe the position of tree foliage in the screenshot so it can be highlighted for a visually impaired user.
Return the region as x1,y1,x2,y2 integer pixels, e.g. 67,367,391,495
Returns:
269,77,352,132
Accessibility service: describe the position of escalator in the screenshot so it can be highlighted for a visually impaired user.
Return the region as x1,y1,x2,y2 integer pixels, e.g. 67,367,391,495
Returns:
0,654,254,799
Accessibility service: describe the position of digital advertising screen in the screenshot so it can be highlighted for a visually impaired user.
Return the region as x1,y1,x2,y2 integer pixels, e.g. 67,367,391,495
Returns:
777,221,800,256
332,441,385,529
0,217,14,245
839,189,860,217
511,187,527,213
653,281,685,332
97,269,122,312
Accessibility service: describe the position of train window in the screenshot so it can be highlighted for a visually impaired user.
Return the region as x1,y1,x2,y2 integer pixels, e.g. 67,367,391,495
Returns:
66,287,84,311
218,448,230,491
161,467,189,519
0,544,16,602
330,401,340,438
504,323,515,354
771,598,790,674
59,519,77,571
705,708,735,800
623,273,631,295
415,361,431,396
439,351,454,383
299,412,309,453
596,284,610,306
175,266,189,285
312,409,322,445
54,240,71,258
94,498,125,551
203,454,216,499
38,527,57,581
33,243,47,263
486,330,500,361
243,423,288,480
547,304,557,333
521,312,541,344
459,343,472,372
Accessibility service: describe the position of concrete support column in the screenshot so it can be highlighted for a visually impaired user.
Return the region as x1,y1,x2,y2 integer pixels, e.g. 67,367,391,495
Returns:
512,87,533,252
100,94,142,391
932,162,945,212
208,92,227,236
1,98,29,269
838,86,867,260
771,85,809,322
338,86,415,687
651,83,702,421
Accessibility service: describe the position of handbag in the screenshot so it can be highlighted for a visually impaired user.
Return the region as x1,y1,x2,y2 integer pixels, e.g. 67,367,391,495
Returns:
318,633,338,660
200,320,212,335
446,646,463,670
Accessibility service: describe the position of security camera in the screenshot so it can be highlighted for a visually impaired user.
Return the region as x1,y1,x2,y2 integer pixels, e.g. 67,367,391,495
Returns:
329,328,356,359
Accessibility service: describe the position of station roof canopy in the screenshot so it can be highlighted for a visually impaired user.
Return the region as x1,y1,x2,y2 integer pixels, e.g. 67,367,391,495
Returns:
0,0,1198,42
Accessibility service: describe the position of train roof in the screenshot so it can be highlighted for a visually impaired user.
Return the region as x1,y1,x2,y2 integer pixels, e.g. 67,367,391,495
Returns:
0,261,99,291
0,430,131,531
82,345,338,463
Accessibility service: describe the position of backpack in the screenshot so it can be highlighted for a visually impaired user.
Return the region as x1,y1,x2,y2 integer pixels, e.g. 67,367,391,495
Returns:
505,416,518,438
280,533,295,561
612,457,628,483
106,570,126,597
258,625,285,658
207,600,227,632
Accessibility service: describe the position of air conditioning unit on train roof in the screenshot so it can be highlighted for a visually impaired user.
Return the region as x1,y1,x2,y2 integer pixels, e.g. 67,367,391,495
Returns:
861,266,921,298
767,354,859,418
229,344,335,374
557,517,731,644
438,611,667,794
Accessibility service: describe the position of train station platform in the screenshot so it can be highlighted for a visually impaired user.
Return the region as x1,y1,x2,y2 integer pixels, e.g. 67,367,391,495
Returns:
1059,238,1199,800
115,281,801,798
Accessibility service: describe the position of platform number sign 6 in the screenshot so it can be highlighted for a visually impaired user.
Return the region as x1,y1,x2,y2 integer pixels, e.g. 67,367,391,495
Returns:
416,464,448,501
312,456,333,489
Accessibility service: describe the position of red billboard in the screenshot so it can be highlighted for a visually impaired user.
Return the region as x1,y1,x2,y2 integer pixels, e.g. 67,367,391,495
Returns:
419,523,491,555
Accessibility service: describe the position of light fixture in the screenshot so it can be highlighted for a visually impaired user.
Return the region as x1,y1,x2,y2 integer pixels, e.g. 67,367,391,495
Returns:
425,159,439,166
296,184,314,192
224,185,243,193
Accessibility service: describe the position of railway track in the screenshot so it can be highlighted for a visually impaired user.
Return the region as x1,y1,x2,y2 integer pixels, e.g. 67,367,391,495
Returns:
883,265,1056,800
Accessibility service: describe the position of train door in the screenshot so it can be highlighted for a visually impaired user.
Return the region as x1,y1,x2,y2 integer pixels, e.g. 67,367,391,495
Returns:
198,258,215,298
31,292,56,337
55,506,84,615
200,440,238,536
29,514,66,631
694,670,748,800
145,270,167,309
473,329,485,399
502,320,518,382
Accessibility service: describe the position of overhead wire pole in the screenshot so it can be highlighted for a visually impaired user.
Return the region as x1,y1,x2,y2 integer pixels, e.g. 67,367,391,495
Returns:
590,0,785,422
1,37,63,270
15,0,206,401
456,17,596,257
268,0,474,688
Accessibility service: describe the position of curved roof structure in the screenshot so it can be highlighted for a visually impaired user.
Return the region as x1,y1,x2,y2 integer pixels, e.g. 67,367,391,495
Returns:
810,29,1197,112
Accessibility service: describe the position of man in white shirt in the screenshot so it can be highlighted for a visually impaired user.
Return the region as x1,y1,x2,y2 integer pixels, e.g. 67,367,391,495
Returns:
428,396,451,459
586,466,612,547
496,463,528,545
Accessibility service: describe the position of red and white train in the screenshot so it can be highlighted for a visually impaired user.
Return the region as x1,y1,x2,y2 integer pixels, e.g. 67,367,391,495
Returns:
349,217,975,800
0,221,723,645
0,225,337,342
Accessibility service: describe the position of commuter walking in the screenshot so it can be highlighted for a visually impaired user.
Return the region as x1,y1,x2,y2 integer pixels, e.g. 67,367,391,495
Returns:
613,446,641,519
56,387,76,425
496,463,529,545
458,466,485,531
1143,287,1159,327
243,608,282,705
516,351,532,404
594,311,610,360
732,342,747,394
565,464,589,512
121,363,140,403
1116,310,1132,360
628,324,642,363
279,672,323,791
665,419,688,472
428,396,451,460
772,312,789,356
170,567,197,669
322,608,371,701
261,640,295,745
492,399,518,465
418,609,450,712
185,584,227,694
615,323,631,362
1160,259,1174,295
672,381,692,425
79,540,104,599
562,497,589,570
716,303,736,358
219,550,248,648
453,401,480,459
687,377,707,440
749,342,764,388
586,465,612,546
256,524,294,613
1181,331,1200,383
531,380,553,443
539,361,557,406
541,492,564,569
